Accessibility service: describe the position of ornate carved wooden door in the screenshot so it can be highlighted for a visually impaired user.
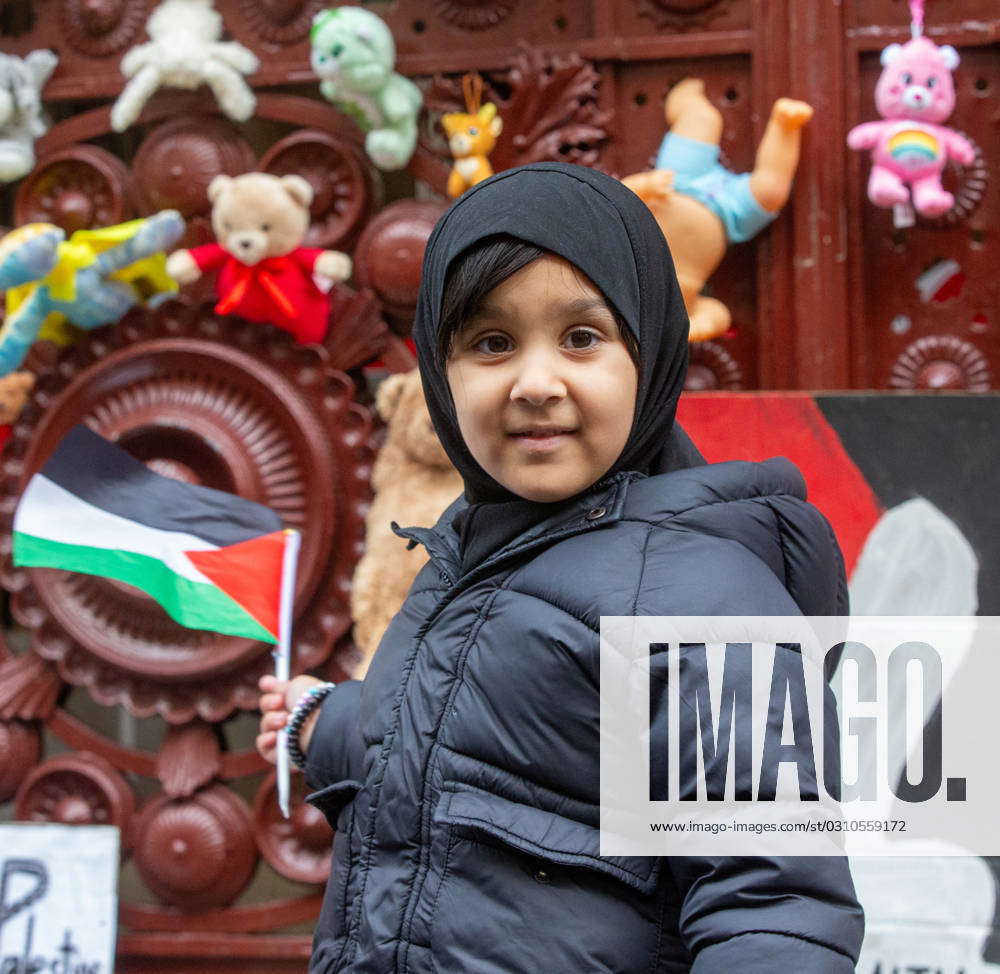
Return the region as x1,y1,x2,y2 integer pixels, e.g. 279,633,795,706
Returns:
0,2,996,970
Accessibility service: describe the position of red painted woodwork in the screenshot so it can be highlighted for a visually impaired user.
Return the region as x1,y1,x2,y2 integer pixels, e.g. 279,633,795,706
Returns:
0,2,996,970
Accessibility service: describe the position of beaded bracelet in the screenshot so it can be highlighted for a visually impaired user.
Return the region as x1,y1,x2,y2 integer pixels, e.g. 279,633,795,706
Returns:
285,682,336,770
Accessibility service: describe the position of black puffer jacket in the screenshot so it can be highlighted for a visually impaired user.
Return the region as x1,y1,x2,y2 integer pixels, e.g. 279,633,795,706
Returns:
305,459,864,973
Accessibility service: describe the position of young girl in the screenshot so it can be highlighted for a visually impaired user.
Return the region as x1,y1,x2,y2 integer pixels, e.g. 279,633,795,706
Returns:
258,163,863,973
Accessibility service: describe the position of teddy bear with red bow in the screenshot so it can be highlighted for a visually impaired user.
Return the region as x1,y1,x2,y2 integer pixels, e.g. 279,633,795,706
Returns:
166,172,351,344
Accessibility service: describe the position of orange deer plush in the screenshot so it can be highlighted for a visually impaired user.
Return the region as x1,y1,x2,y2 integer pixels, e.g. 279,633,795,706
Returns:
442,74,503,199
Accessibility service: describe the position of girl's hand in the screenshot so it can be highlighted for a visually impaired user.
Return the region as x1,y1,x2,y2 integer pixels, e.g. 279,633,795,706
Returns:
256,674,326,765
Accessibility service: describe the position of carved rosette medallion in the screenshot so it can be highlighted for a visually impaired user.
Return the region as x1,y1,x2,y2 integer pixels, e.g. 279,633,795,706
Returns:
253,771,333,884
684,340,744,390
58,0,145,57
133,786,257,909
134,117,257,218
433,0,519,30
634,0,729,29
15,752,134,839
889,335,991,390
0,301,375,723
237,0,326,44
259,131,377,251
353,200,449,328
0,721,41,803
924,134,988,227
15,146,135,233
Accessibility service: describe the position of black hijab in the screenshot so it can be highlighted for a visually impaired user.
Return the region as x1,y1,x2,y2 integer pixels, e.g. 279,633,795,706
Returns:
410,163,704,563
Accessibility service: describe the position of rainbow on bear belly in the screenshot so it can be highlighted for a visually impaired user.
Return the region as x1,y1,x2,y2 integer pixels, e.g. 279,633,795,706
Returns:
887,128,943,170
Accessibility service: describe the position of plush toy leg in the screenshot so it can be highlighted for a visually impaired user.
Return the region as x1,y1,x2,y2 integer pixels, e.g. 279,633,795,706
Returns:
664,78,723,146
687,294,731,343
0,287,48,375
910,175,955,218
366,123,418,172
214,41,259,77
867,165,910,208
203,61,256,123
0,89,13,131
0,139,36,185
111,64,163,132
0,228,62,290
94,210,185,277
748,98,813,213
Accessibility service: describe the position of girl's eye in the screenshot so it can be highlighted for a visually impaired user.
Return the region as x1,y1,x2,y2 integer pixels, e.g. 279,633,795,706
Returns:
565,328,600,350
927,76,937,88
473,334,513,355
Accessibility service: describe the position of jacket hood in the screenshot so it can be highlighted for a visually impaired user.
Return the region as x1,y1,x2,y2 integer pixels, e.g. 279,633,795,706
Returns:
394,456,832,602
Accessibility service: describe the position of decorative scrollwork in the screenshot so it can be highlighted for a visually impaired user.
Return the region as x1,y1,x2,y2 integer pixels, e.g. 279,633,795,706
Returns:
259,130,377,251
889,335,991,390
253,771,332,884
15,752,134,841
634,0,729,30
58,0,146,57
237,0,326,44
133,117,256,218
14,146,135,233
0,721,41,803
0,651,62,720
433,0,519,31
0,652,62,720
324,285,392,372
157,721,222,798
425,44,611,172
685,340,744,390
133,786,256,909
0,300,375,723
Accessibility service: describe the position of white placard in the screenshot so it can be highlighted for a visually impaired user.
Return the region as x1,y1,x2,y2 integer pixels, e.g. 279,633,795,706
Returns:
0,824,119,973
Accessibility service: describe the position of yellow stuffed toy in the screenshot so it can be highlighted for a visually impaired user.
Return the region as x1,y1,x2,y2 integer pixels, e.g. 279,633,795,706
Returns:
0,211,184,376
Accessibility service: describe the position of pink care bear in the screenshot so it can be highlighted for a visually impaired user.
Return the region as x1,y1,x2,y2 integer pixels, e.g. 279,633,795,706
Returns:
847,35,974,218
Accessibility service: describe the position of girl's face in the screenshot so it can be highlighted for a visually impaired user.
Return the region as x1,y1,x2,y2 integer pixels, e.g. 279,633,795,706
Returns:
446,255,638,503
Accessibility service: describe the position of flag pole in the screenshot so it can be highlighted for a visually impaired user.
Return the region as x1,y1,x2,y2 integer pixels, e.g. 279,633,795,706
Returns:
275,528,301,819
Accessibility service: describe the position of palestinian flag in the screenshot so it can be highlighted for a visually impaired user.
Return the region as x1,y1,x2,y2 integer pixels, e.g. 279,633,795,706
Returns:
12,425,298,643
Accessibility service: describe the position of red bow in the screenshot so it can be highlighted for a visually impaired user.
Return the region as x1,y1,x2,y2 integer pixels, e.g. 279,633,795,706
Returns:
216,260,297,320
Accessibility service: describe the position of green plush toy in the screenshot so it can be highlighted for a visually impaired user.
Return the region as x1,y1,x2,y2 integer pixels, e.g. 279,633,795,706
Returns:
309,6,422,172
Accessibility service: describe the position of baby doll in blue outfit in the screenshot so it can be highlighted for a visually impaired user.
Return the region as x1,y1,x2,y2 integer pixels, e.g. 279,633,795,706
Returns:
625,78,813,341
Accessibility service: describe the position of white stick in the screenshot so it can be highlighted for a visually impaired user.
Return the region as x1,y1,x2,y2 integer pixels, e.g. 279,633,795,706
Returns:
275,529,301,819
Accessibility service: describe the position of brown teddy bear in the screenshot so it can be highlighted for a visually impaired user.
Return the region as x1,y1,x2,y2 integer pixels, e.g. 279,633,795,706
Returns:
0,370,34,449
166,172,352,344
350,369,463,678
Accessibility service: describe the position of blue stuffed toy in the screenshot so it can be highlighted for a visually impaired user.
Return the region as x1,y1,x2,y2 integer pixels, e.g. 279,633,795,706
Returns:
0,210,185,376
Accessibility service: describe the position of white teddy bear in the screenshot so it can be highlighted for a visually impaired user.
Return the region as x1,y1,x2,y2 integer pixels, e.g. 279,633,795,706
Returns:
110,0,259,132
0,50,58,183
